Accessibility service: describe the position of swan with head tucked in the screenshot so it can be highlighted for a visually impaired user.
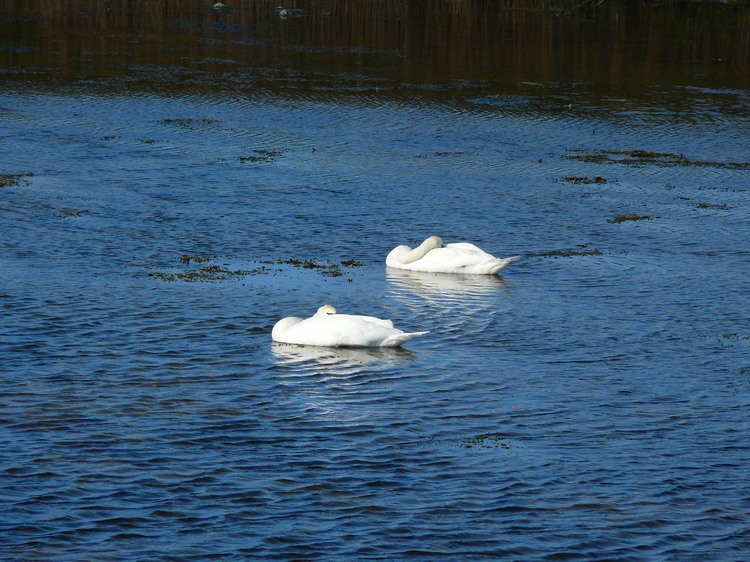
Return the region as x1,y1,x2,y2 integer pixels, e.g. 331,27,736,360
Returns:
272,304,428,347
386,235,519,274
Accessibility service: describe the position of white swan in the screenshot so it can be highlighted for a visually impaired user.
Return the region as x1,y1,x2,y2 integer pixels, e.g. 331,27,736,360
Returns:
386,236,519,274
272,304,428,347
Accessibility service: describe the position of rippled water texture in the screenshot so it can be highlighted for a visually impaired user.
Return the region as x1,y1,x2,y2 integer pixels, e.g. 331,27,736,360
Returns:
2,1,750,559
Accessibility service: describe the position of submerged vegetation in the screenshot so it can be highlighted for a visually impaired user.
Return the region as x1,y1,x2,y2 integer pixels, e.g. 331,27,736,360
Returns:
156,117,218,128
267,257,365,278
180,254,217,264
145,254,365,282
721,332,750,342
148,264,266,282
564,149,750,169
238,149,285,163
462,433,511,450
534,247,604,258
146,255,263,282
56,209,83,218
608,213,653,223
696,202,730,210
559,175,610,185
0,172,34,188
428,433,513,451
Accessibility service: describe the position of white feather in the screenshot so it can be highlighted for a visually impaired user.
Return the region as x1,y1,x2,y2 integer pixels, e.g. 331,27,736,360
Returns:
272,305,428,348
386,236,518,274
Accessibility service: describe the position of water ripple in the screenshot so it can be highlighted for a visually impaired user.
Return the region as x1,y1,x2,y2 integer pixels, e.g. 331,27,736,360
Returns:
2,77,750,560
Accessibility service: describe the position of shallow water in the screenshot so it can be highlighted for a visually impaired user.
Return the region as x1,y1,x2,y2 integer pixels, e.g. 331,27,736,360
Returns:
2,1,750,560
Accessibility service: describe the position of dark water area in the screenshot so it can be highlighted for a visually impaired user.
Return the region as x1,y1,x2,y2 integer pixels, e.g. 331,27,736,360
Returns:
2,1,750,560
3,0,750,103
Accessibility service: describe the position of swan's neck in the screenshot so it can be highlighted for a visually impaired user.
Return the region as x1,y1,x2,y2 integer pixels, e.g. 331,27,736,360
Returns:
401,236,443,264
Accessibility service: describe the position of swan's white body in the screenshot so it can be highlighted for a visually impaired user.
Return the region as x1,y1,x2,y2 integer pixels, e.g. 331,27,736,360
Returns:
272,304,427,348
386,236,519,274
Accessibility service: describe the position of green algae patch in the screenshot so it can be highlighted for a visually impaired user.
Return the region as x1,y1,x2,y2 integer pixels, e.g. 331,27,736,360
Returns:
696,202,730,210
559,175,609,185
535,247,604,258
156,117,218,128
564,149,750,169
238,149,285,163
721,332,750,342
146,255,366,283
149,265,267,282
180,254,217,265
427,433,513,451
148,262,269,283
146,254,268,283
267,257,365,278
462,433,511,450
56,208,84,218
608,213,653,223
1,172,34,188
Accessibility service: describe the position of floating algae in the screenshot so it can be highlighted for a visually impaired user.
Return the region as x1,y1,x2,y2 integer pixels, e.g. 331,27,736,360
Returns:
55,209,83,218
564,149,750,169
266,257,365,278
559,175,609,185
696,202,730,210
533,247,604,258
180,254,217,265
148,264,268,283
0,172,34,188
156,117,218,128
146,254,365,282
462,433,511,450
238,149,285,163
608,214,653,223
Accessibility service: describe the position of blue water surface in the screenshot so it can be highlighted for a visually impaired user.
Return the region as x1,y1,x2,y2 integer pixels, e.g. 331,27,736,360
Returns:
1,83,750,560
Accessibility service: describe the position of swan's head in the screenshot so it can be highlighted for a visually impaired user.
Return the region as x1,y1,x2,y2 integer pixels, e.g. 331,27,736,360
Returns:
423,235,443,249
315,304,337,317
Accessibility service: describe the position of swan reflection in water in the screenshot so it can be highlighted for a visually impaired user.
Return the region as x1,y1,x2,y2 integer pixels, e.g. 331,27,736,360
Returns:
387,267,510,300
386,269,513,336
271,341,416,373
271,343,416,423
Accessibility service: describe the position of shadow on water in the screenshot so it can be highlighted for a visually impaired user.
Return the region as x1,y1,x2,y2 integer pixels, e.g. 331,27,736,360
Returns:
2,0,749,107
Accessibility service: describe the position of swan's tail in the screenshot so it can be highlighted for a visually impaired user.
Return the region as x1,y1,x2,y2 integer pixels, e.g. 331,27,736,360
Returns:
381,331,429,347
489,255,520,275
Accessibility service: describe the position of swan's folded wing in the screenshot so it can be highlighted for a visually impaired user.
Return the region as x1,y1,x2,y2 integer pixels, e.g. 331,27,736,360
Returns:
422,245,490,268
344,314,394,329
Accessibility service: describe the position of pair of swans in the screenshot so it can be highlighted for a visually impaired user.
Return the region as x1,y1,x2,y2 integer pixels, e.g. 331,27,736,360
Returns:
272,236,518,348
